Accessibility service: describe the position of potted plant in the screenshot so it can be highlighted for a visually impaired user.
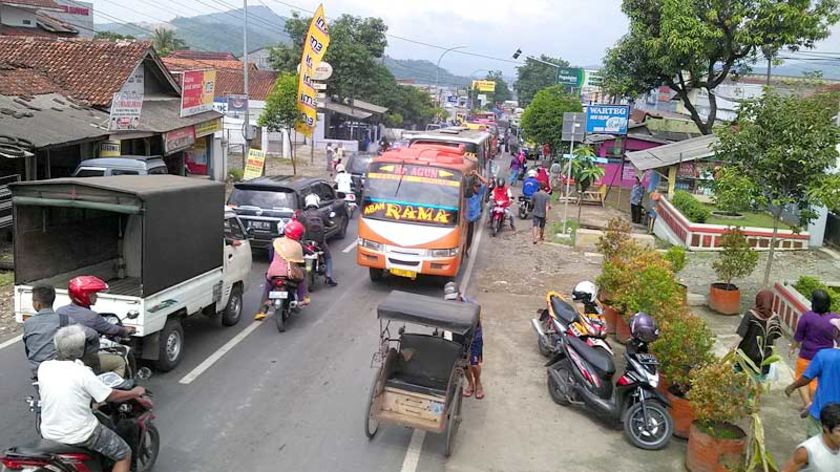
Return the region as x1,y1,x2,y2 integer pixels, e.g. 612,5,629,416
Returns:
664,245,688,301
651,312,714,439
709,227,758,315
686,360,752,472
596,217,636,334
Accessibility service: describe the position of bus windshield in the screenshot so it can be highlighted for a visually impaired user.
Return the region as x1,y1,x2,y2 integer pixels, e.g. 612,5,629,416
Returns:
363,163,461,227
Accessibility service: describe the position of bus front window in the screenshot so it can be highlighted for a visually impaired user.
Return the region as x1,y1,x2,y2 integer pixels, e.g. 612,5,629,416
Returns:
363,163,461,227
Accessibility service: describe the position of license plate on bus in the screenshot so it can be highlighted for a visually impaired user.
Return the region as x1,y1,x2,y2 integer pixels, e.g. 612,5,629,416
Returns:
269,291,288,299
390,269,417,279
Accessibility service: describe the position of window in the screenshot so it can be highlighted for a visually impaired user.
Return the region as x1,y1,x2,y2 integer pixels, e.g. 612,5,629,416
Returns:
224,217,246,241
228,188,298,210
22,19,32,25
314,183,334,203
74,169,105,177
112,169,139,176
148,166,168,175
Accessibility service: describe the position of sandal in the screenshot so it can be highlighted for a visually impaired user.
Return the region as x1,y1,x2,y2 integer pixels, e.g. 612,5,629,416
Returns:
475,389,485,400
463,387,474,398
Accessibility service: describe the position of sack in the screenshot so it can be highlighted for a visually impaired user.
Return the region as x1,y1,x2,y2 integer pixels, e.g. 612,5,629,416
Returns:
288,262,305,282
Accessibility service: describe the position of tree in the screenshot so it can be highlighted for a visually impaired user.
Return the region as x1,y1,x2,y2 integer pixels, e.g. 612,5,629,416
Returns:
95,31,135,41
571,146,606,224
716,90,840,285
519,85,582,155
601,0,839,135
152,28,188,56
485,70,512,105
514,55,569,107
258,73,301,173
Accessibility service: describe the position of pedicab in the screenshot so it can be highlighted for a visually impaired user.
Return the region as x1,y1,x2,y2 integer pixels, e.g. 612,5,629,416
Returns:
364,290,479,457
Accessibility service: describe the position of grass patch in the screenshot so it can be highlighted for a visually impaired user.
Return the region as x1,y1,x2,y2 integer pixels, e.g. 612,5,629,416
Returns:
549,219,578,246
701,203,789,229
0,271,13,289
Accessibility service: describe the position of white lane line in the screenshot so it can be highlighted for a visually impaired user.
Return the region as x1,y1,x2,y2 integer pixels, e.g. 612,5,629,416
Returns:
342,240,358,253
461,215,486,294
0,335,21,351
399,430,426,472
178,320,263,385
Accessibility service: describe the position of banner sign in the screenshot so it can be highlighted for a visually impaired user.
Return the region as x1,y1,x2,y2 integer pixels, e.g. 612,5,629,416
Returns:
296,4,330,137
181,70,217,117
108,92,143,131
243,148,267,180
557,67,583,87
163,126,196,155
195,118,222,137
585,104,630,135
471,80,496,92
226,94,248,115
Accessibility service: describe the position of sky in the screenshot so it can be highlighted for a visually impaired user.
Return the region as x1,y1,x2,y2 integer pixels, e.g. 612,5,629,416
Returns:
91,0,840,79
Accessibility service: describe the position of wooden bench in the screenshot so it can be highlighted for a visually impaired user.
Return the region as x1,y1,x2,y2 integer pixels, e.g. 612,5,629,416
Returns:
578,190,605,207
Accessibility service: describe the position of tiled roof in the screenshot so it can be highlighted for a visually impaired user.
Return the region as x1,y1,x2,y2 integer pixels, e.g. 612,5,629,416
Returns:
0,0,60,10
0,62,65,95
214,69,277,101
169,50,237,61
0,37,152,107
162,56,248,73
0,23,75,37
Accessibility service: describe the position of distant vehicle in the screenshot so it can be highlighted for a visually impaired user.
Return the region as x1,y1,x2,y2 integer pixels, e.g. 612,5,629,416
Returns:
228,176,349,250
345,152,374,199
73,156,168,177
408,128,494,176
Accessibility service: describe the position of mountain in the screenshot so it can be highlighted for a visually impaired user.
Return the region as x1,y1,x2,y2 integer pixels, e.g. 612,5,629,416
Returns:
384,57,472,87
772,62,840,80
95,5,288,55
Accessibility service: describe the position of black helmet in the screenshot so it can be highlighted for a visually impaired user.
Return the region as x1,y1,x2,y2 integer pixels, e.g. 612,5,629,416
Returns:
812,289,831,314
629,312,659,343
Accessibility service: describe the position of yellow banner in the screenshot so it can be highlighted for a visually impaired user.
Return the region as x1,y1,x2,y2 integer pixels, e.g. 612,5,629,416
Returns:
243,148,266,180
296,4,330,137
472,80,496,92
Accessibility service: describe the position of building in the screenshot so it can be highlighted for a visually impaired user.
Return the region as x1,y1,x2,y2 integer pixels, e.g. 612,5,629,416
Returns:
244,47,273,71
0,0,80,37
51,0,92,38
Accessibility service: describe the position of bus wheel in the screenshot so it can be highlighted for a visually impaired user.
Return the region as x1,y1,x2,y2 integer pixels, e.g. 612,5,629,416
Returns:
369,268,384,282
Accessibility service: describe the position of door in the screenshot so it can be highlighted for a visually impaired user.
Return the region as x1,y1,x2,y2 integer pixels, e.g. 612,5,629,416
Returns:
313,182,342,236
224,216,252,289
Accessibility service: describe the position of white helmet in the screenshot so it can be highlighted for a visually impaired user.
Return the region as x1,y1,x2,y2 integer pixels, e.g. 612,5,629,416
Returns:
527,169,537,178
335,163,346,173
572,281,598,304
304,194,320,209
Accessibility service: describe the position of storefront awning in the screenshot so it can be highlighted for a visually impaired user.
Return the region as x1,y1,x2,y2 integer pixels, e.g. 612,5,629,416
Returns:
323,100,373,120
626,134,719,171
113,98,224,136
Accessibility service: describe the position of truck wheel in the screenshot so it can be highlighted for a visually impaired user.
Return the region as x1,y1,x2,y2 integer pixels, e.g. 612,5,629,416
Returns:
221,285,243,327
369,268,384,282
155,319,184,371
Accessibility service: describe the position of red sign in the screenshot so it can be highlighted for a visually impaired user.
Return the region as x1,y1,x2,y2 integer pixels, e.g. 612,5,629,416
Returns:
164,126,196,155
180,70,216,117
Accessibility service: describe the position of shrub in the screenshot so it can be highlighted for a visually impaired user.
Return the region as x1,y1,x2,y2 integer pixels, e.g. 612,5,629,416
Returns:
227,168,244,182
596,217,632,260
611,248,683,320
712,227,759,288
652,312,715,396
713,166,763,214
793,275,840,313
663,246,687,274
672,190,711,223
688,360,752,431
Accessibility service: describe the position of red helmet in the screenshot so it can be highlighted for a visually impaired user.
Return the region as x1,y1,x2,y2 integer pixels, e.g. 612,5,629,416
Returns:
68,276,108,308
284,219,305,241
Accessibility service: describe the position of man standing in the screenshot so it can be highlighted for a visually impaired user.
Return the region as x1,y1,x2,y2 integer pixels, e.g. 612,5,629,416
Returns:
325,143,334,174
786,319,840,438
531,182,551,244
466,171,489,254
444,282,484,400
630,176,644,224
782,403,840,471
39,325,145,472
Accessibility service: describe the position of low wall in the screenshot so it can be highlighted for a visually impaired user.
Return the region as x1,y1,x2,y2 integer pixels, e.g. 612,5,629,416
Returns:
771,281,810,334
656,197,809,251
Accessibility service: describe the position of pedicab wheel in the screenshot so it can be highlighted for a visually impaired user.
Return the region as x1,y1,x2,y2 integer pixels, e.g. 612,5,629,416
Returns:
365,374,383,439
443,379,464,457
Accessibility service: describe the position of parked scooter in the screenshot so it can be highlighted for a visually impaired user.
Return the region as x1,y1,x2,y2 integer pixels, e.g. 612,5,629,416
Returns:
302,240,327,291
268,276,300,333
532,287,611,358
4,374,159,472
544,312,673,450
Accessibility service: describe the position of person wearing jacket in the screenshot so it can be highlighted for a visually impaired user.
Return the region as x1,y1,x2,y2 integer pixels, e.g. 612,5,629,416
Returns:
255,219,308,320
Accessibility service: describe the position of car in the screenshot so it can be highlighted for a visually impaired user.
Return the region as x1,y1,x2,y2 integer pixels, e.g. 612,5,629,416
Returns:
73,156,168,177
227,175,349,250
344,152,374,199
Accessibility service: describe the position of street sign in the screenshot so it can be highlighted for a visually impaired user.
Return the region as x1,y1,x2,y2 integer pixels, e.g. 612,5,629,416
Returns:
562,112,586,142
472,80,496,92
313,82,327,90
557,67,583,87
227,94,248,115
297,61,333,81
585,70,604,87
585,104,630,135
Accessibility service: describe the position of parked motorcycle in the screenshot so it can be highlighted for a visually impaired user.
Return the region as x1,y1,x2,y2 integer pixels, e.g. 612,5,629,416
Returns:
490,200,510,237
532,291,611,358
302,240,327,291
3,374,159,472
268,276,300,333
544,312,673,450
517,195,533,219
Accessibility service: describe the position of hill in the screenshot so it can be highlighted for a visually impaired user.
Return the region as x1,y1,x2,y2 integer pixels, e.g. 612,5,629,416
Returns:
95,5,288,55
384,57,471,87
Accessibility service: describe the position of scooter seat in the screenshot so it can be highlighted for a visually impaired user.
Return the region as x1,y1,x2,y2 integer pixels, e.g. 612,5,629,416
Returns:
567,335,615,375
11,439,91,456
550,295,578,325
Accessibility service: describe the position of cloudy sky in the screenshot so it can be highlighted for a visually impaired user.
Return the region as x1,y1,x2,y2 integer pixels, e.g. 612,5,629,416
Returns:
91,0,839,78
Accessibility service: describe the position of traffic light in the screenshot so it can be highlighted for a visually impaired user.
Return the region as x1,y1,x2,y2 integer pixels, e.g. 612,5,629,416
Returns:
512,48,522,60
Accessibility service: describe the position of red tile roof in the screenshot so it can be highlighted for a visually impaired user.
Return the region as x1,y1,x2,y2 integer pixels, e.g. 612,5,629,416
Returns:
214,69,277,101
162,56,249,73
0,62,64,95
169,50,238,61
0,0,60,9
0,24,74,37
0,37,152,106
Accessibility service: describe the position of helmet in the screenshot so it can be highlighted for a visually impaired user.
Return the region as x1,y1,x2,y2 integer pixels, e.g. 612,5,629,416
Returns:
284,219,305,241
335,164,346,173
527,169,537,178
304,194,320,209
629,312,659,343
571,281,598,304
495,177,506,188
276,220,286,235
444,281,460,301
68,275,109,308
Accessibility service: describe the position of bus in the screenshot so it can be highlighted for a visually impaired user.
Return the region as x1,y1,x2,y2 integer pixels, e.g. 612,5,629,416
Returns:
407,128,494,176
357,144,477,282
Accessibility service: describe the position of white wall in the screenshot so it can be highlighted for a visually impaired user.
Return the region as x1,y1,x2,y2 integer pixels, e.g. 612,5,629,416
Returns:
0,5,37,27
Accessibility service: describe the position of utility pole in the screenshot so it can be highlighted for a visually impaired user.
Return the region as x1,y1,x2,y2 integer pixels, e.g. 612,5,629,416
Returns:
435,46,467,107
562,115,578,233
242,0,252,156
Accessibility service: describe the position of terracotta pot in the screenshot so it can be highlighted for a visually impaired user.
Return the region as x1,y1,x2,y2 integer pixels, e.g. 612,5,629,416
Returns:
666,390,695,439
656,375,670,396
708,283,741,315
686,422,747,472
602,304,619,335
614,314,632,344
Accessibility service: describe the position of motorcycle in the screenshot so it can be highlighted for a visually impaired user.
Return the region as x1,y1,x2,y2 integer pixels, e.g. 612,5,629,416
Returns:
302,240,327,291
532,292,611,358
517,195,533,219
544,329,673,450
342,192,358,219
490,200,510,237
3,374,159,472
268,276,300,333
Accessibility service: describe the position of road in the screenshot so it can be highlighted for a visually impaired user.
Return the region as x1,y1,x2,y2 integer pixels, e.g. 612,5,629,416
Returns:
0,219,482,472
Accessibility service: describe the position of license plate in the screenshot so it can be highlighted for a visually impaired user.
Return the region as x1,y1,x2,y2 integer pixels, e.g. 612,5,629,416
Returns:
269,291,288,299
390,269,417,279
249,220,271,230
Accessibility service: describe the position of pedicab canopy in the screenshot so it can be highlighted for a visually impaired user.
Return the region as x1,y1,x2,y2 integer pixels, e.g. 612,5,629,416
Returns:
377,291,480,336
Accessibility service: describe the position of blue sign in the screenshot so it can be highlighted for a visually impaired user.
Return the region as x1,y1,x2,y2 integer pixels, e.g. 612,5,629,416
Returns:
585,104,630,135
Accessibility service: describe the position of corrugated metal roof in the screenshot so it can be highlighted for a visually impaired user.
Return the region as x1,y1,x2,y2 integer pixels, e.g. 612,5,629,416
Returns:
323,100,372,120
0,93,110,148
626,134,719,171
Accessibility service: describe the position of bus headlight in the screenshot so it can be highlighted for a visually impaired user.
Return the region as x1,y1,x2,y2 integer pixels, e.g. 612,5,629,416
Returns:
359,238,383,252
429,248,459,258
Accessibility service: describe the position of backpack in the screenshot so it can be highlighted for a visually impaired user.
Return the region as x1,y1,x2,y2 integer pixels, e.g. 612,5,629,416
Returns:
303,210,326,241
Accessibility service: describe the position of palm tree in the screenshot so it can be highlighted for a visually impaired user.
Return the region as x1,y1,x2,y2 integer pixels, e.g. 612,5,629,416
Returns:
571,146,605,225
152,28,187,56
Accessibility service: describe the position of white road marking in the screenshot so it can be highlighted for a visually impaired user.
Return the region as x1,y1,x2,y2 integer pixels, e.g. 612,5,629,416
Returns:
178,320,263,385
399,430,426,472
0,335,21,351
461,215,486,294
342,240,358,253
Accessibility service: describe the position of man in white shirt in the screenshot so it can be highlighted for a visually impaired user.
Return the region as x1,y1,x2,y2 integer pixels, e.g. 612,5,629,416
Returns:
334,164,353,195
783,403,840,471
38,325,146,472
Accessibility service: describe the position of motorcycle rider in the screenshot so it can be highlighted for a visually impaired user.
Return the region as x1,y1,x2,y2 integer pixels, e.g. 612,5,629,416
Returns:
334,163,353,195
522,169,540,199
535,165,551,193
57,276,135,377
256,220,308,320
491,177,515,231
38,325,145,472
300,194,337,287
444,282,485,399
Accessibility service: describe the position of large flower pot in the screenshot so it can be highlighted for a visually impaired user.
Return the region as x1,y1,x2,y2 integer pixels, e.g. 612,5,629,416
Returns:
666,390,694,439
686,422,747,472
614,315,632,344
708,283,741,315
602,304,619,335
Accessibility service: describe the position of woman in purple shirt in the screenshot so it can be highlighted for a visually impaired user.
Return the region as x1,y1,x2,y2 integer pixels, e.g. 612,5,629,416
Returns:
792,289,839,406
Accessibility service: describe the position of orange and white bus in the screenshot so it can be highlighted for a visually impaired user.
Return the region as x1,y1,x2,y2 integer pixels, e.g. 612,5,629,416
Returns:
357,144,477,282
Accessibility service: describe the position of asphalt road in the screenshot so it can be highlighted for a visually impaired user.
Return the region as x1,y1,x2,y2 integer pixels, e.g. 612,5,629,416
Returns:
0,219,479,472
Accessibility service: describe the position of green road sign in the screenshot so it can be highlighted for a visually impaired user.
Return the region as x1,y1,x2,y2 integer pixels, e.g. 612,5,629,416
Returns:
557,67,583,87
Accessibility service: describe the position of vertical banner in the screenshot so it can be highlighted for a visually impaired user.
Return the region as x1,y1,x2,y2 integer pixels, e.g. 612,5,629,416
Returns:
243,148,267,180
295,4,330,137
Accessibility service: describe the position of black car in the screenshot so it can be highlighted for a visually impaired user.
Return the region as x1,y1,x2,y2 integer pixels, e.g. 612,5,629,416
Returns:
227,176,349,250
345,152,374,199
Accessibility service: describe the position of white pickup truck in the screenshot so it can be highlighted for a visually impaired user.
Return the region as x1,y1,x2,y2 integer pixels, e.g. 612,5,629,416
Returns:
12,176,252,371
